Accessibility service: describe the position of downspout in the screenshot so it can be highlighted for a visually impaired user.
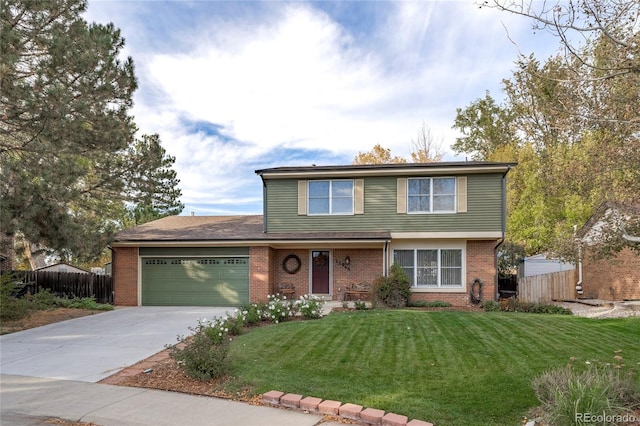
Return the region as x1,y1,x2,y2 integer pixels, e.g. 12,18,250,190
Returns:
384,240,389,276
107,245,115,304
573,225,583,295
494,165,512,301
259,174,267,233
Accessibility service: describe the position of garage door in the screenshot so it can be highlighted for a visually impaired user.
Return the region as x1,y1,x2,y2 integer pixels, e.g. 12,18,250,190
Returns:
141,257,249,306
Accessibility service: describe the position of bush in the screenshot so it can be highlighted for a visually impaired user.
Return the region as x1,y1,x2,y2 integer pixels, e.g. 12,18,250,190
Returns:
170,331,230,381
224,310,245,335
56,296,113,311
481,300,501,312
296,294,325,319
482,298,573,315
372,263,411,308
0,274,31,321
263,294,296,323
354,300,368,310
532,353,640,425
170,317,234,380
0,297,31,321
28,288,58,309
239,303,263,326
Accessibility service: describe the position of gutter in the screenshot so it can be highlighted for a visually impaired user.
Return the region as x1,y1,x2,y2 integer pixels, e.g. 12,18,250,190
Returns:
494,165,512,301
107,245,115,304
259,174,267,233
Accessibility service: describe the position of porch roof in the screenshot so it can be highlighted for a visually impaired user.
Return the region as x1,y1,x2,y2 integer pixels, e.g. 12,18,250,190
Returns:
113,215,390,244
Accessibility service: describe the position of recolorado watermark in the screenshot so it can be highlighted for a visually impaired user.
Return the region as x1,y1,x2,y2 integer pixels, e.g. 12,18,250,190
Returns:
576,412,638,424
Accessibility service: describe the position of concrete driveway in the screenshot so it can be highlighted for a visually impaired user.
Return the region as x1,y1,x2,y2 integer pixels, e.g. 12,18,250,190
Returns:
0,306,234,382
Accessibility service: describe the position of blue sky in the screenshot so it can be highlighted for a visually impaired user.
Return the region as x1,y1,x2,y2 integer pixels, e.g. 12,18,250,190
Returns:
84,0,560,216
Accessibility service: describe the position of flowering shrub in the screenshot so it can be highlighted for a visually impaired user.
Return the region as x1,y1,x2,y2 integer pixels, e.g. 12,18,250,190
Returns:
239,303,264,326
173,293,331,381
263,293,296,323
170,317,232,380
198,317,231,345
225,310,245,336
296,294,325,319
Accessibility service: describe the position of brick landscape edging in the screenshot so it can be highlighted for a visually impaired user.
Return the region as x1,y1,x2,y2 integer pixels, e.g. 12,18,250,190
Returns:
262,390,434,426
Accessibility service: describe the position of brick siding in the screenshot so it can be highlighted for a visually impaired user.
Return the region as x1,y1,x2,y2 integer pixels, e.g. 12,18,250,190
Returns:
0,233,14,272
115,240,498,307
250,246,274,303
466,240,497,303
582,247,640,300
408,240,497,307
270,248,384,301
332,249,384,300
113,246,138,306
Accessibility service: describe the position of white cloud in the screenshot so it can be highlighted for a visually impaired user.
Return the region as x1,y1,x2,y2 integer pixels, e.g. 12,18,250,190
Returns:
85,1,561,215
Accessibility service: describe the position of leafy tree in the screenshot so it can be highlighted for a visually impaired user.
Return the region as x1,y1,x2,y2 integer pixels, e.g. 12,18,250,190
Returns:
498,241,526,278
452,92,517,160
410,122,444,163
453,1,640,257
482,0,639,91
0,0,183,263
353,143,407,165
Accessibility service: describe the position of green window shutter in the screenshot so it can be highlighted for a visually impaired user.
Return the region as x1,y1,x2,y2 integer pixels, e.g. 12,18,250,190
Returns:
397,178,407,214
354,179,364,214
457,176,467,213
298,180,307,215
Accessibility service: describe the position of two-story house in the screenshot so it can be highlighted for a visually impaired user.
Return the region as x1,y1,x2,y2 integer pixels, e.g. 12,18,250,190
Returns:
111,161,514,307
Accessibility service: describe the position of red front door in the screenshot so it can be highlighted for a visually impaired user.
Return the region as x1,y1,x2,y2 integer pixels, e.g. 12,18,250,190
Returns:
311,250,330,294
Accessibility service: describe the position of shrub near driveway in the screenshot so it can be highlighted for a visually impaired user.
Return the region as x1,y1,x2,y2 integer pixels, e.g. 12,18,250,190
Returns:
225,310,640,426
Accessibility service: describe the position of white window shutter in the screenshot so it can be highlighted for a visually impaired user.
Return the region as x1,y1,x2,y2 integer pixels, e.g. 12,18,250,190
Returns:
457,176,467,213
298,180,307,215
397,178,407,214
354,179,364,214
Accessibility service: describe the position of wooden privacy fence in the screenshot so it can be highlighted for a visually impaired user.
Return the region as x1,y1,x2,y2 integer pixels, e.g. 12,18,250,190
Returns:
518,269,577,303
7,270,113,304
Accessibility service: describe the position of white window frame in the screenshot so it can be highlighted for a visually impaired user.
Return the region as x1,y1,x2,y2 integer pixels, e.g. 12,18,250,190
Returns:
307,180,354,215
407,177,456,214
393,248,464,289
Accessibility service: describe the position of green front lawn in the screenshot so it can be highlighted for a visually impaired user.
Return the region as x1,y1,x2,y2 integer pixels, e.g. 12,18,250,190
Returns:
226,310,640,425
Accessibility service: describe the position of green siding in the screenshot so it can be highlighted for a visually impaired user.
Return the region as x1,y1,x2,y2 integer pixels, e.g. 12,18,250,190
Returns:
265,174,503,233
142,257,249,306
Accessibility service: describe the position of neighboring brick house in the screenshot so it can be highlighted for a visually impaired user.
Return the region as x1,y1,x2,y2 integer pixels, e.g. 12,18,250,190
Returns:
0,233,14,273
577,202,640,301
112,162,514,307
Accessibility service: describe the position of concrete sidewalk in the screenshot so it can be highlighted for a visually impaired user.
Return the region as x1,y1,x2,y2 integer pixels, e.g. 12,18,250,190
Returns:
0,375,329,426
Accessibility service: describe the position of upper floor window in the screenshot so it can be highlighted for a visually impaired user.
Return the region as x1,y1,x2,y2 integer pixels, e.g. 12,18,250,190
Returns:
308,180,354,215
407,177,456,213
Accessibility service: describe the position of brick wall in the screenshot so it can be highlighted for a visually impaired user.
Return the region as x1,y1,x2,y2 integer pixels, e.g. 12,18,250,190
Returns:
270,248,384,301
273,249,310,298
410,240,497,307
113,246,138,306
333,249,384,300
0,233,14,272
250,246,274,303
466,240,497,304
582,247,640,300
